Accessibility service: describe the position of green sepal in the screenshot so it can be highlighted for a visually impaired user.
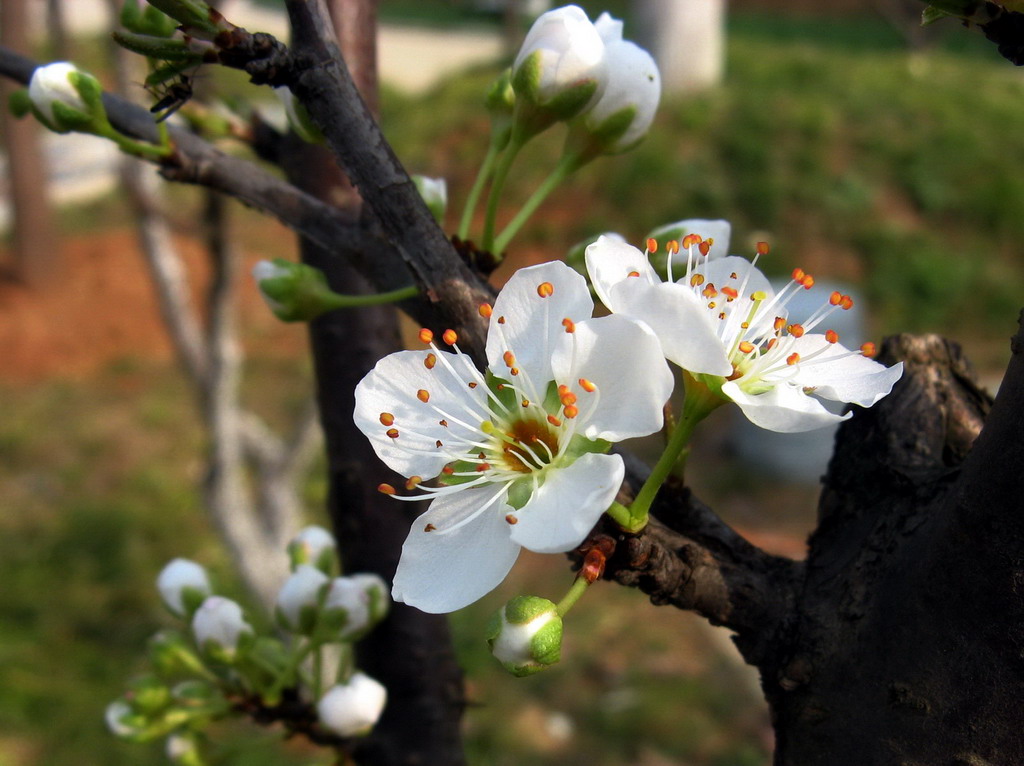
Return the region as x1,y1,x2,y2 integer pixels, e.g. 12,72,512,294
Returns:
487,595,563,677
487,371,518,412
437,459,481,487
128,675,172,716
506,479,532,510
179,585,209,618
539,78,598,122
563,433,611,461
484,68,515,117
145,0,219,37
8,89,31,118
112,29,202,61
48,100,95,133
586,104,636,146
121,0,178,37
511,50,544,104
149,630,207,678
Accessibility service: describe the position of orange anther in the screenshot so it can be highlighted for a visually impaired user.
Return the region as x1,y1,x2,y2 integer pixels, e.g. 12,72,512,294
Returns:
646,237,658,253
505,514,518,525
773,316,786,332
667,239,680,254
627,270,640,278
682,233,702,249
442,465,455,475
698,241,710,256
378,483,396,495
756,241,770,255
379,412,395,426
503,350,516,368
510,368,520,376
829,291,842,306
537,282,554,298
766,338,778,350
722,286,739,300
497,316,506,324
801,275,815,289
703,285,718,298
386,428,399,439
719,312,727,320
788,324,805,338
840,295,854,310
690,273,705,287
825,329,839,344
435,439,443,448
561,392,577,405
442,329,458,345
468,381,478,388
424,523,436,532
547,414,562,427
417,389,430,403
521,399,530,407
563,404,579,419
562,317,576,333
479,303,493,318
579,378,597,393
439,419,448,427
786,353,801,366
424,353,436,369
792,267,805,282
861,342,877,357
405,476,422,490
730,272,738,280
739,341,755,354
476,462,491,472
558,384,570,395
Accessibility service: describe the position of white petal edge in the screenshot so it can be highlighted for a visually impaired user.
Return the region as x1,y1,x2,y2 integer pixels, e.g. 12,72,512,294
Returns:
552,314,673,441
585,235,658,311
391,488,520,613
486,261,593,392
785,335,904,407
722,380,851,433
508,453,624,553
354,349,486,479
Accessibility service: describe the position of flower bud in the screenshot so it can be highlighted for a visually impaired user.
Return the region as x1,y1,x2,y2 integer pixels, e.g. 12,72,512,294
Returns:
191,596,253,659
275,86,324,144
412,176,447,224
27,62,105,133
148,630,206,677
287,525,337,573
486,595,563,677
317,673,387,737
105,699,147,739
511,5,608,137
275,564,329,634
157,558,212,617
252,259,339,322
166,732,204,766
321,573,390,641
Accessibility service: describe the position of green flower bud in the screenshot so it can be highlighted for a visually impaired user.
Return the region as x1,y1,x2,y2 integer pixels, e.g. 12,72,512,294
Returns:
148,630,207,678
27,62,106,134
412,175,447,224
486,595,563,677
166,732,206,766
252,259,340,323
127,675,172,716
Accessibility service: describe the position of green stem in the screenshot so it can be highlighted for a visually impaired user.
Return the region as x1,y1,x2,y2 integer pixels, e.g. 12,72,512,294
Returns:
458,141,501,240
492,151,583,255
320,284,420,309
265,639,316,701
481,136,525,252
625,379,723,531
336,643,354,684
555,576,590,617
312,647,323,700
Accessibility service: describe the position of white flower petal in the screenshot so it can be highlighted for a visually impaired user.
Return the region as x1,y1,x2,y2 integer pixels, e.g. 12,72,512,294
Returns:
354,349,486,479
609,280,733,375
652,219,731,260
508,453,624,553
29,61,88,124
552,315,673,441
583,40,661,150
585,236,658,311
723,380,851,433
785,335,904,406
513,5,607,106
486,261,593,390
391,488,520,613
594,11,624,43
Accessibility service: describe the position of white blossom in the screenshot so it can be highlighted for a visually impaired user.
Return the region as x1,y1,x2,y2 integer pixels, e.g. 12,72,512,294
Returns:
586,227,903,432
276,564,329,632
317,673,387,737
191,596,252,654
156,558,212,617
287,525,337,570
28,62,90,126
354,261,673,612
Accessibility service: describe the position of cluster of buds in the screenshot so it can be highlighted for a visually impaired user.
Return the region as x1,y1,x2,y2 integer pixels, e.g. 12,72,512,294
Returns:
106,526,390,761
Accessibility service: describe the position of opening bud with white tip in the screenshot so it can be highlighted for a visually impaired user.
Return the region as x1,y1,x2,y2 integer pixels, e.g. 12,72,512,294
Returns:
510,5,608,140
191,596,254,661
287,525,337,573
317,672,387,737
157,558,212,618
413,176,448,225
18,62,107,134
105,699,148,740
486,595,563,677
275,564,329,634
252,259,341,322
165,731,204,766
320,573,391,641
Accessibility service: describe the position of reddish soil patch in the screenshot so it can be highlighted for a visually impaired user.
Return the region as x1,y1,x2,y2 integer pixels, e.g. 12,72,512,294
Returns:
0,223,304,383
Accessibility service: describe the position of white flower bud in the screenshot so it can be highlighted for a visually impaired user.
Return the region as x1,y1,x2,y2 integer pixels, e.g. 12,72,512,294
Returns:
412,175,447,224
578,38,660,152
191,596,253,656
512,5,607,123
317,673,387,737
276,564,329,634
28,62,90,127
486,595,563,677
322,573,389,640
287,525,337,572
594,11,624,43
104,700,139,738
156,558,212,617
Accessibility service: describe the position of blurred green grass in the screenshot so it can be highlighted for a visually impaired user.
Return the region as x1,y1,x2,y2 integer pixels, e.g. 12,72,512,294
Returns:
3,8,1023,766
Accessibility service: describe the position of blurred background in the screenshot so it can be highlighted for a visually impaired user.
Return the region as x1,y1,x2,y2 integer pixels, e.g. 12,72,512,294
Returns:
1,0,1021,764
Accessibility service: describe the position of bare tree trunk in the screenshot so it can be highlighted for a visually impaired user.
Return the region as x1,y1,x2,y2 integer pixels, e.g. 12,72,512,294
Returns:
47,0,70,60
1,0,56,285
280,2,467,763
633,0,725,94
